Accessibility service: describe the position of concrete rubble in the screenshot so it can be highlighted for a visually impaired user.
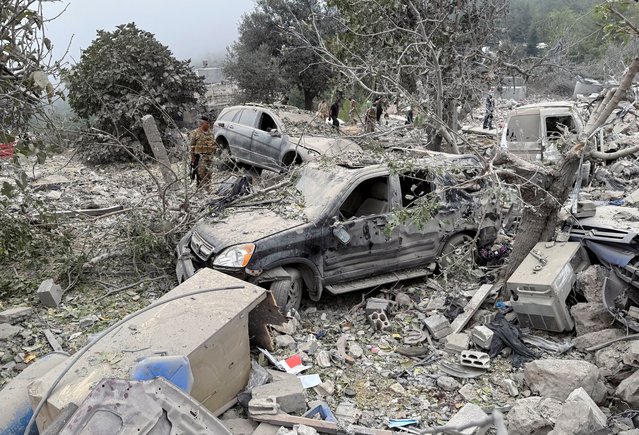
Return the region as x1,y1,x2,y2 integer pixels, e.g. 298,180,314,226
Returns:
2,91,639,435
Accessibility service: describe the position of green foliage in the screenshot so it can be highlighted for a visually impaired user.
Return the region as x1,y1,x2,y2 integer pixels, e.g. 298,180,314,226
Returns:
503,0,608,65
121,210,175,274
0,194,79,296
74,133,145,165
65,23,205,160
596,0,639,42
225,0,335,109
225,44,288,104
1,0,58,137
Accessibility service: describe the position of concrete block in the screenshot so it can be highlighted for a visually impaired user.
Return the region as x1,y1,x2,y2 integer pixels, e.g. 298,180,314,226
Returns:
267,369,298,383
37,279,64,308
470,325,494,349
0,323,23,341
223,418,258,435
0,306,33,324
552,387,607,434
252,423,281,435
28,269,266,432
445,333,470,353
251,378,306,414
629,306,639,320
274,334,296,349
460,350,490,369
365,298,392,316
368,311,391,331
615,369,639,408
248,397,279,415
335,400,361,425
447,403,488,435
423,314,452,340
524,359,607,404
570,302,614,336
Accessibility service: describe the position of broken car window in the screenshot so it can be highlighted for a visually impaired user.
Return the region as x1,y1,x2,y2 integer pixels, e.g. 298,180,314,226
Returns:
545,115,577,140
399,171,434,208
506,114,541,142
258,113,278,132
339,177,389,219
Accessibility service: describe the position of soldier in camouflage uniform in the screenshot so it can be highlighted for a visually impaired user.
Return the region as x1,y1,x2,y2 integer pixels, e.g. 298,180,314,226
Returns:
190,115,217,187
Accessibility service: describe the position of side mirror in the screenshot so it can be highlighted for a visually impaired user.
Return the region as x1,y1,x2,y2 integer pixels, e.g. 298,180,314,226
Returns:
333,225,351,245
269,129,281,137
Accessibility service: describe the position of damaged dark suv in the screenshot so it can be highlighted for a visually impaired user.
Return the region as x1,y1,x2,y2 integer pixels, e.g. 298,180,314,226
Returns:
176,151,501,312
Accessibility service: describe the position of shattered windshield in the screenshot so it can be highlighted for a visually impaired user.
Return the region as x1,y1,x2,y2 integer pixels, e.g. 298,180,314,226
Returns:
295,166,346,221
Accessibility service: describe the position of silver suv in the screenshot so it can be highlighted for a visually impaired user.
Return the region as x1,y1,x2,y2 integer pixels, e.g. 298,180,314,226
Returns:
213,105,362,172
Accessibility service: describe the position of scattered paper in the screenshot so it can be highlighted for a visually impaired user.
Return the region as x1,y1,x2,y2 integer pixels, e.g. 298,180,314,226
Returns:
298,373,322,389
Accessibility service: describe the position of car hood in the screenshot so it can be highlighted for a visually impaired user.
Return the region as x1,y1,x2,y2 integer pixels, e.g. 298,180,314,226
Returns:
290,136,363,156
192,208,305,255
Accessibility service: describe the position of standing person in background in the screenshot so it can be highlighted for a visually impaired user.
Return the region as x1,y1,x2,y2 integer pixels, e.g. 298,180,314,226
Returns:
483,92,495,130
189,115,217,187
329,97,341,131
374,96,384,124
317,99,329,121
348,96,358,125
364,101,376,133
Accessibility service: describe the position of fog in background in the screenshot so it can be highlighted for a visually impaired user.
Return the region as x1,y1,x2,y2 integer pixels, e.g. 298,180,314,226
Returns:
43,0,255,66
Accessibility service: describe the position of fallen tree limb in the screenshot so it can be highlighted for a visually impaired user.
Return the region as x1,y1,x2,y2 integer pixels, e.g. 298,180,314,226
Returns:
585,333,639,352
94,275,168,301
82,251,121,269
251,413,394,435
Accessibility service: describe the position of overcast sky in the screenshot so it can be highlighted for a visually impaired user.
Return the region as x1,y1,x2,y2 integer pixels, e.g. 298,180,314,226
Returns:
43,0,255,66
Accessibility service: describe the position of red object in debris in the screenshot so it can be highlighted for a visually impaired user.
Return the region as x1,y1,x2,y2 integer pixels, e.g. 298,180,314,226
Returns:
283,354,302,368
0,142,16,159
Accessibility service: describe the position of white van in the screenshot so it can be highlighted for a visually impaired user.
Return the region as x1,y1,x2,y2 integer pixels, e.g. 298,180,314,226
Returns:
500,102,583,163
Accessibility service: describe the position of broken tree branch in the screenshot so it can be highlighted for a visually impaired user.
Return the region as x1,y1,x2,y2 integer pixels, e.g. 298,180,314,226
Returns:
95,275,169,301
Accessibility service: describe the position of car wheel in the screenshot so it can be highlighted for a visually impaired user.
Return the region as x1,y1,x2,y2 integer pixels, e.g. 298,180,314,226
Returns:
269,268,303,314
439,233,476,269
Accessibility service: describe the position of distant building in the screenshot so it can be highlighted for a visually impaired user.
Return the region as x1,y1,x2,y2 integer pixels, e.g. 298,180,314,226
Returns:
184,64,239,126
195,67,225,85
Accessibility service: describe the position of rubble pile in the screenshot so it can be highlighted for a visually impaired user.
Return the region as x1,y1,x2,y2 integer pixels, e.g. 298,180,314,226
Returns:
2,90,639,434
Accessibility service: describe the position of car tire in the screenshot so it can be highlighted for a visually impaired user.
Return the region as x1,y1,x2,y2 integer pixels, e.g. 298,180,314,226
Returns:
269,268,303,314
439,233,476,269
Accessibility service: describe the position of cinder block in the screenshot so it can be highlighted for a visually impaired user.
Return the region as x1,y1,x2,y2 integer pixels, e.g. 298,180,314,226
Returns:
251,378,306,414
37,279,64,308
460,350,490,369
445,333,470,353
368,311,391,331
0,306,33,324
423,314,452,340
629,306,639,320
470,325,494,350
365,298,392,316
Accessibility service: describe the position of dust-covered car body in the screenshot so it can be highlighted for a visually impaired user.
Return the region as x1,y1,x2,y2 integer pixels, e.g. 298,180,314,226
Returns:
176,151,501,310
213,104,362,172
500,102,583,163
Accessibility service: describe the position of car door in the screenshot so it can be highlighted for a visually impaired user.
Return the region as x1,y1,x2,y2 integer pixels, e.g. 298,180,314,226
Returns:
229,108,260,162
393,170,443,266
323,175,400,284
250,111,285,170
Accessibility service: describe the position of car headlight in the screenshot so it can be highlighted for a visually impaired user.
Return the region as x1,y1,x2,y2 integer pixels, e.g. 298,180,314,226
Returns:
213,243,255,268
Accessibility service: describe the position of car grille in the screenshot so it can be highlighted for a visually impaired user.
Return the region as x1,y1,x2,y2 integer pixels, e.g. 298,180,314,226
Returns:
190,231,215,260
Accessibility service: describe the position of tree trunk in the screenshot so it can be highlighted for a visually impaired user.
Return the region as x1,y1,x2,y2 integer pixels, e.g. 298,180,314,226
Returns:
505,154,581,277
502,56,639,285
303,90,315,111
